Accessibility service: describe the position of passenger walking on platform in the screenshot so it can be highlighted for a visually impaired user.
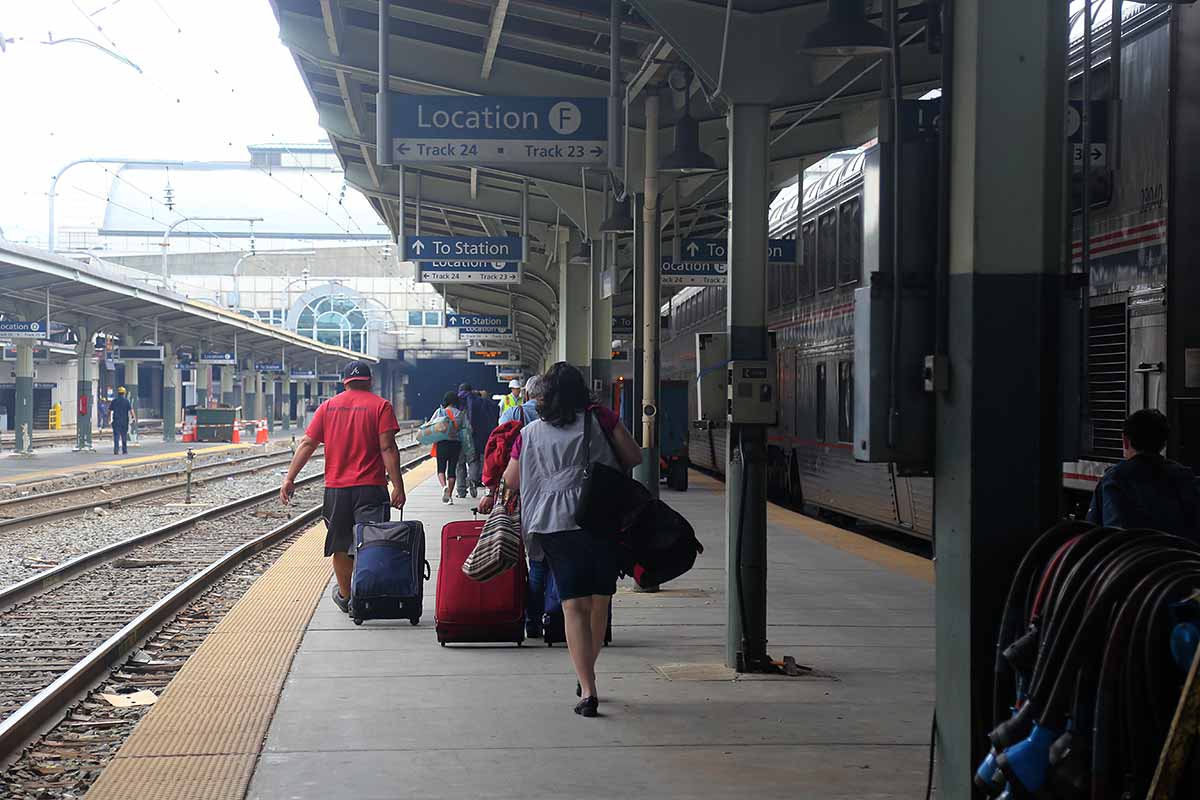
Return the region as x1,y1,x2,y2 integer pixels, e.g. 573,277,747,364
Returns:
498,378,523,415
454,382,489,499
279,360,406,614
107,387,135,455
502,363,642,716
499,375,541,426
1087,408,1200,539
430,391,463,504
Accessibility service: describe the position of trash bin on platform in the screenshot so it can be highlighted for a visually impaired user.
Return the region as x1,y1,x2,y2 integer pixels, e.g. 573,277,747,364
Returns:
195,407,238,443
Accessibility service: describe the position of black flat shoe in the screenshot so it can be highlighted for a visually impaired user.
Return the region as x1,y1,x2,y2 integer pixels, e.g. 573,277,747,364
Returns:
576,681,581,697
573,696,598,717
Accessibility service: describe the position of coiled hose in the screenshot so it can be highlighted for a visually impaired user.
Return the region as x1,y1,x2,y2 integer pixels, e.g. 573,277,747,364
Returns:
977,524,1200,799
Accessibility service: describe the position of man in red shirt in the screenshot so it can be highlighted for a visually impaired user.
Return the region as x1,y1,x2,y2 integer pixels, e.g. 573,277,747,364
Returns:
280,360,406,613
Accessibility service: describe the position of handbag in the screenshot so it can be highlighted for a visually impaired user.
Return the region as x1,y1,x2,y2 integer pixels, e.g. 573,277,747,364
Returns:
417,408,457,447
463,488,523,582
574,410,652,536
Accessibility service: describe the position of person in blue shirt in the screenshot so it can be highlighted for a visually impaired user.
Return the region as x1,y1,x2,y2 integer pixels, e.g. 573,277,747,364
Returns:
1087,409,1200,539
499,375,542,425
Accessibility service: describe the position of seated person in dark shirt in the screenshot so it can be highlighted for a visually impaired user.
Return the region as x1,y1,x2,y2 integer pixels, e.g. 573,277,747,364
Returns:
1087,409,1200,538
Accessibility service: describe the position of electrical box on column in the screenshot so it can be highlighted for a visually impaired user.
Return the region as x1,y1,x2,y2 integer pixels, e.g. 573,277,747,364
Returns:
727,362,777,425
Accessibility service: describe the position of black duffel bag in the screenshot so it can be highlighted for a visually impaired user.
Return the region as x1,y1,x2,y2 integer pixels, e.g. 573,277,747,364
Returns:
574,410,652,536
619,498,704,587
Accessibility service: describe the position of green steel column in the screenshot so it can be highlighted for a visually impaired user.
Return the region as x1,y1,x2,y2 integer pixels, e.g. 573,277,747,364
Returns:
935,0,1068,793
74,324,95,452
264,374,276,433
590,240,613,404
725,103,770,672
162,341,177,442
14,339,34,455
195,360,209,408
557,226,591,379
242,362,257,422
220,365,235,406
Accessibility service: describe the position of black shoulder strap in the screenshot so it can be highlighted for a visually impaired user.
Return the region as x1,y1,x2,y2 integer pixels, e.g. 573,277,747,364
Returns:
582,407,592,475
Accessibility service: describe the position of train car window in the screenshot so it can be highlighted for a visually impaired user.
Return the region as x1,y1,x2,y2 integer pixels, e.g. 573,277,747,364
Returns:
816,362,827,441
838,198,862,286
837,360,854,443
800,221,816,298
817,210,837,292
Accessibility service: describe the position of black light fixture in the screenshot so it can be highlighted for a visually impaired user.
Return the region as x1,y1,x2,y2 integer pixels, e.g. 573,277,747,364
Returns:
800,0,890,57
569,230,592,264
600,194,638,235
660,108,718,174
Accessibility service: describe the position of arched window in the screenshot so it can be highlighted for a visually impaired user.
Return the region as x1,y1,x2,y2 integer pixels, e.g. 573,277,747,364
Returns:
295,293,367,351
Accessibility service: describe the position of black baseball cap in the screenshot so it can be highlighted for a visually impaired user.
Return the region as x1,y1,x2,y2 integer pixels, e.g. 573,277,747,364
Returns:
342,360,372,384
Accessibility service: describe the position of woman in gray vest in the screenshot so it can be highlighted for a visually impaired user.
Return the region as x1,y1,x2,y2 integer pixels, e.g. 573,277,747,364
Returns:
502,362,642,717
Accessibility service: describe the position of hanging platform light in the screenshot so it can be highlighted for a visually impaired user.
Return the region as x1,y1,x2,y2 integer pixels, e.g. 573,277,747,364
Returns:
661,64,718,174
599,192,635,234
569,230,592,264
800,0,890,57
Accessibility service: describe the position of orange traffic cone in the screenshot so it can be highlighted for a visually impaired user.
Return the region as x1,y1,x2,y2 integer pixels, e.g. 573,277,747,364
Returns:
255,419,268,445
231,423,241,444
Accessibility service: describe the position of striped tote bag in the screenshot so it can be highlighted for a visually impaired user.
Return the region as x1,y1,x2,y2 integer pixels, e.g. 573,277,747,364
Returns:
462,497,523,582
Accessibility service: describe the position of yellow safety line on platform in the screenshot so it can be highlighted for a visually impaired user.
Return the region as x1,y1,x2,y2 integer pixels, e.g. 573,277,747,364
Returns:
84,463,437,800
690,470,934,585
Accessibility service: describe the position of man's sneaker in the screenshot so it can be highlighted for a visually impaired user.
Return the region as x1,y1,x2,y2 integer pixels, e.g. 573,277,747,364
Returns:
330,585,350,613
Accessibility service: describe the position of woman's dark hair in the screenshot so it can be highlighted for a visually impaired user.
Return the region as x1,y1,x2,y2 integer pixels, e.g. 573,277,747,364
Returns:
442,391,459,408
537,362,591,427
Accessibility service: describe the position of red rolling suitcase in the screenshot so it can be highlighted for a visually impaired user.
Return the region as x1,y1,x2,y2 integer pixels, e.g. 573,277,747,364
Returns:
435,519,527,645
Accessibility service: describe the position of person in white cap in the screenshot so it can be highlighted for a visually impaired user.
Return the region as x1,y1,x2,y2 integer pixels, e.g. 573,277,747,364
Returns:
499,378,523,414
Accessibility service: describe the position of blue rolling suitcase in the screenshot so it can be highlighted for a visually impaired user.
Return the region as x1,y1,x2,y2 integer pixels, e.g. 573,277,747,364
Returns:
349,519,430,626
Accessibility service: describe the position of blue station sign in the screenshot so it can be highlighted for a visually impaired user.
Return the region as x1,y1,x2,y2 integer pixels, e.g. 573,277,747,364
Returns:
290,368,317,380
681,238,797,264
198,352,236,365
612,315,634,335
417,260,521,285
660,260,729,287
255,361,284,373
391,95,607,165
404,235,524,263
318,373,342,382
461,329,516,341
0,320,45,338
446,313,510,330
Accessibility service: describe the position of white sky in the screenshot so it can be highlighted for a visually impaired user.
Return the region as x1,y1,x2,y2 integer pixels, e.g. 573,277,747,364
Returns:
0,0,326,247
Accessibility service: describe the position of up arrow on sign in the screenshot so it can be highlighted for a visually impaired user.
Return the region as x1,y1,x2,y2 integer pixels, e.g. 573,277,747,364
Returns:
412,239,426,255
685,241,701,258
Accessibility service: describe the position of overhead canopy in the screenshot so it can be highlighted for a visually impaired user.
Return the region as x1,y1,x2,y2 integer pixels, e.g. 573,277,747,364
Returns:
0,242,376,371
272,0,941,362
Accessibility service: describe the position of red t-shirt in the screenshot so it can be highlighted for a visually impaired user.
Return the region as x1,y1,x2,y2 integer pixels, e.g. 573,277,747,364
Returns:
305,388,400,488
511,404,619,460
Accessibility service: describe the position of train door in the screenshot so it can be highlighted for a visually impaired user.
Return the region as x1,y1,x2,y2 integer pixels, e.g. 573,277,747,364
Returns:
1128,288,1166,414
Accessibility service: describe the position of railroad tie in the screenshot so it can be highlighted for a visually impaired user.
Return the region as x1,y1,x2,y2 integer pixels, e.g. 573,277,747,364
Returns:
84,521,332,800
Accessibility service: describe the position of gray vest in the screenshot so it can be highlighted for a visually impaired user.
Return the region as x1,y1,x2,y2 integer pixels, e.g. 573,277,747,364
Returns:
519,412,620,535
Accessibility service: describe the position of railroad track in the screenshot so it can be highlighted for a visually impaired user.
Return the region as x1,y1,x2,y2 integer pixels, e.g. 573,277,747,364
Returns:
0,449,429,767
0,449,310,534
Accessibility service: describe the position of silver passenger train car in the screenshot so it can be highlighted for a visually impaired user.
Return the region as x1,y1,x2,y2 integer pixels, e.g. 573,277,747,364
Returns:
661,3,1200,539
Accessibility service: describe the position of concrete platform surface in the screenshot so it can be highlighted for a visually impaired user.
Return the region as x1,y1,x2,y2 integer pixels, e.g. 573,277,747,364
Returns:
247,471,935,800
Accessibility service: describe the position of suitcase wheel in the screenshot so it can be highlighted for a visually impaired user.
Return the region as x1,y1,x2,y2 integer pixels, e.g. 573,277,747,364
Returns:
516,640,523,647
440,641,446,647
352,618,363,626
410,619,420,626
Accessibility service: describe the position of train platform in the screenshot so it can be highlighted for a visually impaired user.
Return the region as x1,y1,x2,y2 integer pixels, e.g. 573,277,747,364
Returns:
0,432,298,485
82,464,934,800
